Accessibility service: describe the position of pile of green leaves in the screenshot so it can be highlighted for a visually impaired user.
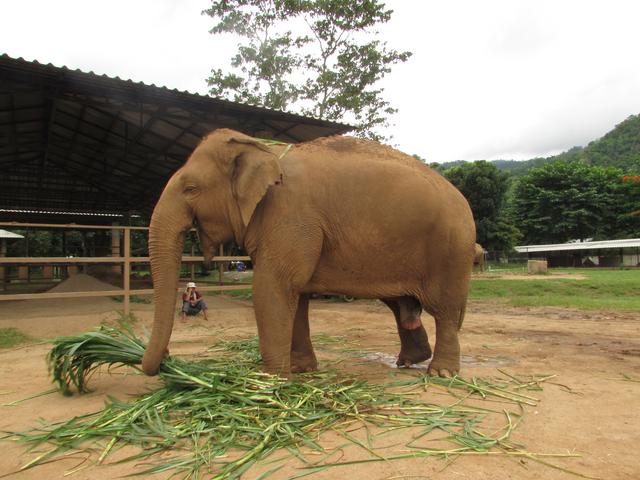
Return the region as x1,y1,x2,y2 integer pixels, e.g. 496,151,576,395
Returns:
6,326,585,479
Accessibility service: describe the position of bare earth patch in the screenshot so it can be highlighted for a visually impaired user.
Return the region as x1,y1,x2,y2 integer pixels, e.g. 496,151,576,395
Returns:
0,295,638,479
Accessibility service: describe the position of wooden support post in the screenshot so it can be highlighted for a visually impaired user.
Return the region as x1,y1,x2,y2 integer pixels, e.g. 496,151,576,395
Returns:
0,239,5,291
123,227,131,316
42,265,54,279
61,230,67,278
18,266,29,281
111,225,121,274
25,229,31,283
218,244,224,286
190,243,196,281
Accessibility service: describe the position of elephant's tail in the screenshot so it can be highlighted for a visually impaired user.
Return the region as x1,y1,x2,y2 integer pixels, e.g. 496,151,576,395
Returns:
457,300,467,330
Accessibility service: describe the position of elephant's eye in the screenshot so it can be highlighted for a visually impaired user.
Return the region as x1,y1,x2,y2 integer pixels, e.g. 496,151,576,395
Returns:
183,185,198,195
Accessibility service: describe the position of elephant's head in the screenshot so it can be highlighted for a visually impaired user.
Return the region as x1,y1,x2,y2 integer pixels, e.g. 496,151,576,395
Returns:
141,129,283,375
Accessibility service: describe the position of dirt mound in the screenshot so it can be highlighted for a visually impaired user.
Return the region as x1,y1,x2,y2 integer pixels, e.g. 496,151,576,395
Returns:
48,273,118,293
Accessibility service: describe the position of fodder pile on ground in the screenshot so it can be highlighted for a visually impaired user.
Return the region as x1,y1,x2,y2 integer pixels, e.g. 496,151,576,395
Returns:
3,325,589,479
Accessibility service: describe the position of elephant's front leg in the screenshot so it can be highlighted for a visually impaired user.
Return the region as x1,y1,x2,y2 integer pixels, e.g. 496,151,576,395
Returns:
252,270,299,375
290,294,318,373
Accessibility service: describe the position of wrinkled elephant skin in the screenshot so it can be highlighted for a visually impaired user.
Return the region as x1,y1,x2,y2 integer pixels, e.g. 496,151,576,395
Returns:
141,129,476,378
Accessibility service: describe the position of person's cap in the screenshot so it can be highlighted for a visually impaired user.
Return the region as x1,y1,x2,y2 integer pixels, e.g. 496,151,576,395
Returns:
187,282,196,288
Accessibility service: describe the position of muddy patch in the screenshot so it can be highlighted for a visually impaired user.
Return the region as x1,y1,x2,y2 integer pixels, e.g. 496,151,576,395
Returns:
359,351,516,369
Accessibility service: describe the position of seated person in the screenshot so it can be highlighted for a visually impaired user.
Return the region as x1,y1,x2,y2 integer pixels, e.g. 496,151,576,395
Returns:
181,282,208,321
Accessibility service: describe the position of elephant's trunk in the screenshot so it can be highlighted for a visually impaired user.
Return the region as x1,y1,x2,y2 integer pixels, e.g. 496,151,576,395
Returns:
141,191,192,376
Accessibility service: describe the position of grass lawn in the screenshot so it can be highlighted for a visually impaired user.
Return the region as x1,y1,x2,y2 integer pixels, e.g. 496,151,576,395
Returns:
0,327,34,349
207,268,640,310
470,268,640,310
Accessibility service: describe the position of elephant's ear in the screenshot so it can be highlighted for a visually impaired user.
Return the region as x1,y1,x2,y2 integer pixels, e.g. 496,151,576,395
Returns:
229,136,283,228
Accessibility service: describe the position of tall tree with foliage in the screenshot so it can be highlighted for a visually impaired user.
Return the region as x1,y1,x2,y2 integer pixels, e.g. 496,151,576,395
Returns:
204,0,411,141
444,161,520,252
611,175,640,237
512,162,639,244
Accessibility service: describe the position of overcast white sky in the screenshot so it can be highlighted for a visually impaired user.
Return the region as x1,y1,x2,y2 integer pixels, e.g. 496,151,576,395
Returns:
2,0,640,163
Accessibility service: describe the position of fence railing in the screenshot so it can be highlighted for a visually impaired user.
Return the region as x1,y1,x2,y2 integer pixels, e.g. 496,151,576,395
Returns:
0,222,251,314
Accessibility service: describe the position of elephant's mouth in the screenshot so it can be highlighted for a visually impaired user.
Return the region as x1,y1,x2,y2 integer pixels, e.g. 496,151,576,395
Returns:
196,223,217,264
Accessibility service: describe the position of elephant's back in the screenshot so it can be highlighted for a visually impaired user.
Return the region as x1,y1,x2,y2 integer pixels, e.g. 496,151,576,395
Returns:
295,135,429,174
288,136,470,218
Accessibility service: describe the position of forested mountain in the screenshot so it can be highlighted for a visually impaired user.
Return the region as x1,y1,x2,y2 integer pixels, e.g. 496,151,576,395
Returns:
579,114,640,172
436,114,640,174
433,115,640,248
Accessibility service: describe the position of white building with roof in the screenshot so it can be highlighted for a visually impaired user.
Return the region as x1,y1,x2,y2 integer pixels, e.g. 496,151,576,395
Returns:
515,239,640,267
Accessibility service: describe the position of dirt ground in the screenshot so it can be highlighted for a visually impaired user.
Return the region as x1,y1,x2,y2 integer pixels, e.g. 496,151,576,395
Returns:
0,294,639,479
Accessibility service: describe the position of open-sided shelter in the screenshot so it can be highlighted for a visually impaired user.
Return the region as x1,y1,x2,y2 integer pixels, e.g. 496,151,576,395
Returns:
0,55,352,224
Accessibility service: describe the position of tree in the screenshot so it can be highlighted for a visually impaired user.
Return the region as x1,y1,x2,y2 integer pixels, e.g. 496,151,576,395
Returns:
611,175,640,238
512,162,637,244
443,161,520,251
204,0,411,141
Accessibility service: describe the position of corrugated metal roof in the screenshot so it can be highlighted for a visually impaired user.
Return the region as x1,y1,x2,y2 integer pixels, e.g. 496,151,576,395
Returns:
515,238,640,253
0,54,351,129
0,229,24,239
0,54,353,222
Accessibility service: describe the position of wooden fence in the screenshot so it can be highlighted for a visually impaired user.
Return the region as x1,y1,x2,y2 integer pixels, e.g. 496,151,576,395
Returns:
0,222,251,315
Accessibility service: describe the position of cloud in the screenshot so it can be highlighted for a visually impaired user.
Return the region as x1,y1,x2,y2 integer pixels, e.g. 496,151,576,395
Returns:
381,0,640,162
2,0,640,164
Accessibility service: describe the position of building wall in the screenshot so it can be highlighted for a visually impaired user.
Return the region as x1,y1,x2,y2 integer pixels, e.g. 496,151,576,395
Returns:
536,248,640,267
622,253,640,267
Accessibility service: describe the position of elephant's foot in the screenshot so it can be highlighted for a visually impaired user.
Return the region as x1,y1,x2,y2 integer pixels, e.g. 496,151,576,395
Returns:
396,347,432,368
396,324,432,368
427,356,460,378
261,353,292,377
291,350,318,373
396,335,432,367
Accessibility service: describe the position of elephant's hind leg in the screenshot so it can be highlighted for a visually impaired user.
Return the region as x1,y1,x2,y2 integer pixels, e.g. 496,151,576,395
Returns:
382,296,432,367
290,294,318,373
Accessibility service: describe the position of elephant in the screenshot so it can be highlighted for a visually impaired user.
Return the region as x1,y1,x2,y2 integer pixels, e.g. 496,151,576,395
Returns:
474,243,486,272
141,129,476,378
